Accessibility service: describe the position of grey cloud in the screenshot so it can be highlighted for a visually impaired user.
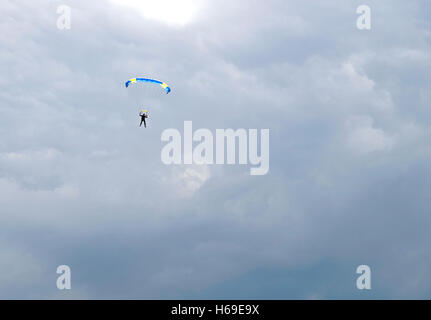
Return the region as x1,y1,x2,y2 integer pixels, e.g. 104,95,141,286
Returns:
0,0,430,299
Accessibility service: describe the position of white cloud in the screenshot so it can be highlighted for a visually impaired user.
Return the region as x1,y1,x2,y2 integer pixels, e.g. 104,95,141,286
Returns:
342,62,375,90
109,0,202,26
162,165,211,198
345,116,394,154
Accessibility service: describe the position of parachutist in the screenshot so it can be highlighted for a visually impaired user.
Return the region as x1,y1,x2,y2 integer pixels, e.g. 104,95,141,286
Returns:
139,110,148,128
125,78,170,128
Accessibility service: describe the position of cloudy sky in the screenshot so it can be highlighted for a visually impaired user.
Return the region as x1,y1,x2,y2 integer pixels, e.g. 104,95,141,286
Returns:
0,0,430,299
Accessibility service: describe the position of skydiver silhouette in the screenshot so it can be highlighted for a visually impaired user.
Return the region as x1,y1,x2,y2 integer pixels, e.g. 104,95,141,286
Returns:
139,110,148,128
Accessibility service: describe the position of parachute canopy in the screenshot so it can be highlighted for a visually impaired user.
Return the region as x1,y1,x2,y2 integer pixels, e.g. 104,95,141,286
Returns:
125,77,171,94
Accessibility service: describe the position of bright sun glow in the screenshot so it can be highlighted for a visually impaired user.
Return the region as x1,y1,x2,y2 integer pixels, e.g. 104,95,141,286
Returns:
110,0,200,26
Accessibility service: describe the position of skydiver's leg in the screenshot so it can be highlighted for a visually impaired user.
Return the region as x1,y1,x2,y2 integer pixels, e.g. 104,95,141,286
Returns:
140,119,143,127
143,118,146,128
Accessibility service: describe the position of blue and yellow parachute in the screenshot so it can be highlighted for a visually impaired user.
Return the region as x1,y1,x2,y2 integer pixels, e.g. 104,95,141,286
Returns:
125,77,171,94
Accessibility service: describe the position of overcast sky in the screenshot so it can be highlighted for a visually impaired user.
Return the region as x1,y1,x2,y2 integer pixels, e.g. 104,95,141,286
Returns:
0,0,430,299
